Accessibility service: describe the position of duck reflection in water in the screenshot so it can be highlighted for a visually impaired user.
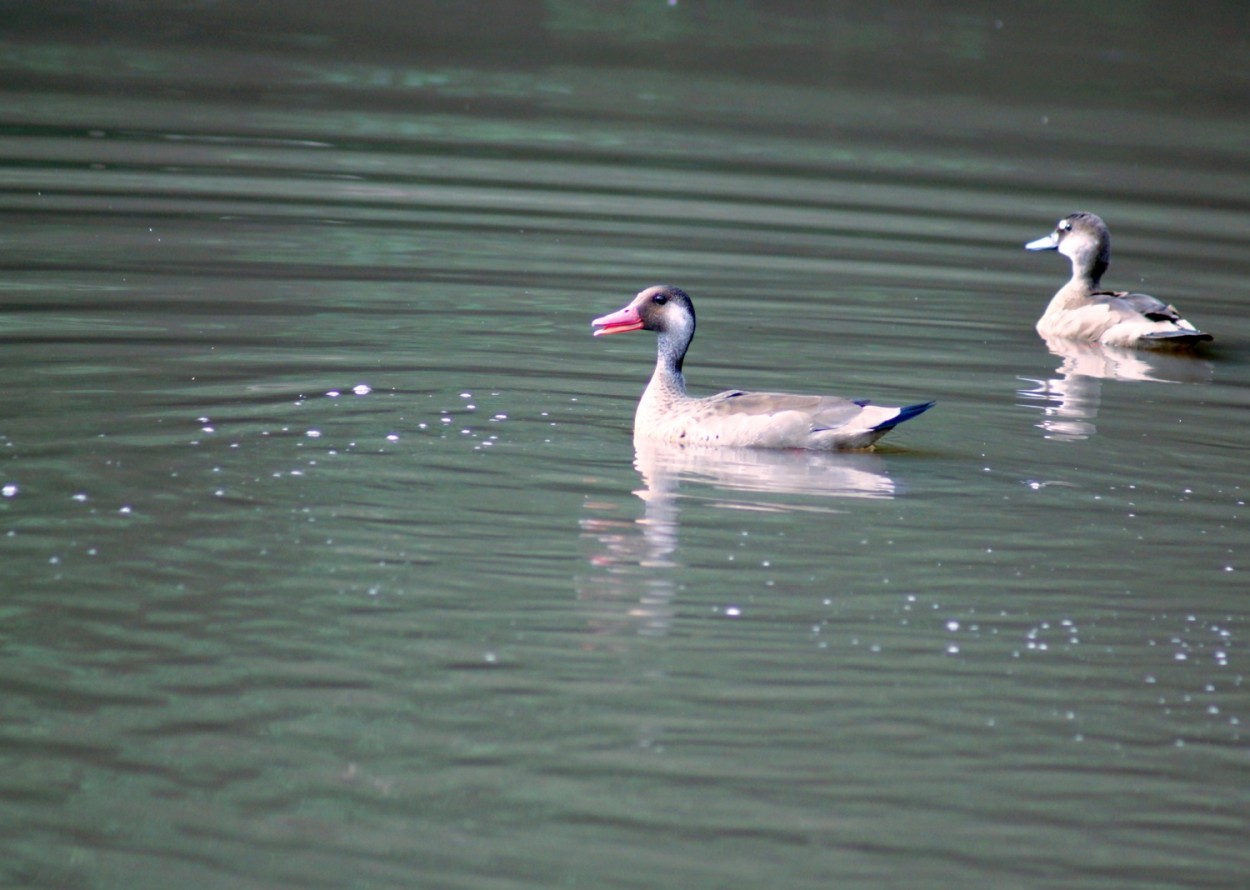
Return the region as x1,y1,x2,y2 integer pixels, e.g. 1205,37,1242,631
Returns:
576,439,900,639
631,438,898,502
1017,335,1214,441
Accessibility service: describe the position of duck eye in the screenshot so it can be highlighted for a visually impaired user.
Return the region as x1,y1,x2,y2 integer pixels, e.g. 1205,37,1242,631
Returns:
652,294,668,305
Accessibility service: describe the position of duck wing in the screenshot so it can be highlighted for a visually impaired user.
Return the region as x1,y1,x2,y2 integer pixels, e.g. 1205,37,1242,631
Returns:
1096,289,1184,324
704,389,867,429
706,390,934,434
664,389,932,450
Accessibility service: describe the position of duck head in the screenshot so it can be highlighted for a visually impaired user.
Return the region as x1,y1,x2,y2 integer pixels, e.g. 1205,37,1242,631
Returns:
1026,211,1111,284
593,285,698,374
592,285,696,340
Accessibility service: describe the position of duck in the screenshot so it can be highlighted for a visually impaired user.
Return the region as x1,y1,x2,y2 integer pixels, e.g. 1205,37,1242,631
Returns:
591,285,933,450
1025,212,1212,349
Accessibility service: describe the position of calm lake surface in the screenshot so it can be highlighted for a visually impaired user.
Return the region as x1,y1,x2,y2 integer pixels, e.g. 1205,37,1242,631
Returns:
2,3,1248,888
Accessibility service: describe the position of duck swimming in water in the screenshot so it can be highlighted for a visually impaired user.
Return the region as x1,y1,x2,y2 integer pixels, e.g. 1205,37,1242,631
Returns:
592,285,933,450
1025,211,1212,349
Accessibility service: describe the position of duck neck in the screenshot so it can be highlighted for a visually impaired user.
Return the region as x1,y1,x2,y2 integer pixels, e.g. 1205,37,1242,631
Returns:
643,330,689,407
1073,247,1109,290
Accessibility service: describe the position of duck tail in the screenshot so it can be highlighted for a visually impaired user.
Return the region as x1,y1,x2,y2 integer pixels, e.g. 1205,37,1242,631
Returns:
1140,330,1213,347
874,400,936,431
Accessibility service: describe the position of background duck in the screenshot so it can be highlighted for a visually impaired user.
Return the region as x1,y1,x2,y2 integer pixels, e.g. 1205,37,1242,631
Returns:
592,285,933,450
1025,211,1212,349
